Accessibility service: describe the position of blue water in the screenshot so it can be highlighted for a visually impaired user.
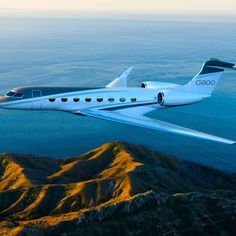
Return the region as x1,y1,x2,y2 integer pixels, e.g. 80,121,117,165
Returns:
0,15,235,172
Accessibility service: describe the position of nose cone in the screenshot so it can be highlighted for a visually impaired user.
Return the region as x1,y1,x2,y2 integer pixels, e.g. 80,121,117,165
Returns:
0,96,7,108
0,97,4,107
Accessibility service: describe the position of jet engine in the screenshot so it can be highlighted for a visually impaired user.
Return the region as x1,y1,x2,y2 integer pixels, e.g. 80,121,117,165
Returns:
141,81,178,89
157,90,202,106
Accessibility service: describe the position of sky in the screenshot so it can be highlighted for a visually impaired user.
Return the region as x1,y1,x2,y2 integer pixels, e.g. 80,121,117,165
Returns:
0,0,236,14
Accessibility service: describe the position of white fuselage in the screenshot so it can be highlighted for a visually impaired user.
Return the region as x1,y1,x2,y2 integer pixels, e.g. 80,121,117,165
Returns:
0,87,162,112
42,88,158,112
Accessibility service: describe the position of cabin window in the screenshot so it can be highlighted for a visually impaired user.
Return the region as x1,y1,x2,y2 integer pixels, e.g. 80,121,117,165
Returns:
131,98,137,102
97,98,103,102
61,98,68,102
49,98,56,102
6,91,16,97
120,97,126,102
108,98,114,102
73,98,80,102
85,98,92,102
13,92,24,98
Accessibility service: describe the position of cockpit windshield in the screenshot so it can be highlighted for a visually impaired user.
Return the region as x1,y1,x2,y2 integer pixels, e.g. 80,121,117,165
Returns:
6,91,16,97
14,92,24,98
6,91,24,98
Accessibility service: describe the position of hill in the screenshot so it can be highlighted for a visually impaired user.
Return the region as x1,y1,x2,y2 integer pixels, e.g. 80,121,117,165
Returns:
0,142,236,235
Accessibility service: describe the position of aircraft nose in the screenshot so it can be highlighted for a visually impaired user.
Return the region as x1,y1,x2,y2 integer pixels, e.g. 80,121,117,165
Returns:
0,96,5,107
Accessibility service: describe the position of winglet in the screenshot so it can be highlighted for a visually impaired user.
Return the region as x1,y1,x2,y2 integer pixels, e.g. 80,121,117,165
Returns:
106,67,133,88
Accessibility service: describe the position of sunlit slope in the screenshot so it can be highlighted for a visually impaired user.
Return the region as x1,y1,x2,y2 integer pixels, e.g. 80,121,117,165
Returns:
0,142,143,221
0,142,236,235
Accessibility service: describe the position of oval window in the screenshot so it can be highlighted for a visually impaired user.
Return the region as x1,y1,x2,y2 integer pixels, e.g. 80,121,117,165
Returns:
61,98,68,102
85,98,92,102
73,98,80,102
120,97,126,102
97,98,103,102
131,98,137,102
49,98,56,102
108,98,114,102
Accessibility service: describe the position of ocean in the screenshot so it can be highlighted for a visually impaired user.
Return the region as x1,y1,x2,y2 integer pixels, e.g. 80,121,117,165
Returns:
0,14,235,172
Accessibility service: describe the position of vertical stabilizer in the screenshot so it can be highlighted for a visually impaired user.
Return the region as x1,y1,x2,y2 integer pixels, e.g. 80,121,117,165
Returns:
185,58,235,96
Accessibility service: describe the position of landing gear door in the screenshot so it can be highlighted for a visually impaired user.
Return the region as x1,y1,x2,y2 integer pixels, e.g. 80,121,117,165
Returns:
32,90,42,109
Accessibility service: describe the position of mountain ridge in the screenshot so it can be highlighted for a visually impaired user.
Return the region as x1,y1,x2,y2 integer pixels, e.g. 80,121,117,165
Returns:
0,141,236,235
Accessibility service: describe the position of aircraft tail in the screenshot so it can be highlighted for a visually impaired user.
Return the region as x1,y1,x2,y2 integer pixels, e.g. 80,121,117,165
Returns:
184,58,235,96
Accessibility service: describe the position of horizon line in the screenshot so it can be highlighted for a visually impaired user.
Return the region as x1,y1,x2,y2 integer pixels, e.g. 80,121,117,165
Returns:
1,9,236,15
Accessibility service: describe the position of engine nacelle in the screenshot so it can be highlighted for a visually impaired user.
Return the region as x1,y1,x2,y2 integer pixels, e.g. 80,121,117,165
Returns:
141,81,178,89
157,90,202,106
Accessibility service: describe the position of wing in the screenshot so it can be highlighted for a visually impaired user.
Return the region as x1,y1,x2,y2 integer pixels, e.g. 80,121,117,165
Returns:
106,67,133,88
79,107,235,145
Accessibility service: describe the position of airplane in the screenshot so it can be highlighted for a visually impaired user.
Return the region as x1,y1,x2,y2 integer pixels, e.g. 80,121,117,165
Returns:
0,58,235,145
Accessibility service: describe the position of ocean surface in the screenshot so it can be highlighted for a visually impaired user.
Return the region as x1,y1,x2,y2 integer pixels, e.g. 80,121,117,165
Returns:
0,14,235,172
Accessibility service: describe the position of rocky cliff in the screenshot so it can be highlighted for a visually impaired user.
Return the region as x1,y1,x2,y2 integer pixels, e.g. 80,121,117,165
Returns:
0,142,235,235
